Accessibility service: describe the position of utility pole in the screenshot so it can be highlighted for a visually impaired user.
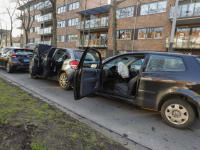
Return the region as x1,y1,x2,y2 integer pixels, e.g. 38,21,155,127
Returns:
112,0,117,55
168,0,179,53
132,0,138,52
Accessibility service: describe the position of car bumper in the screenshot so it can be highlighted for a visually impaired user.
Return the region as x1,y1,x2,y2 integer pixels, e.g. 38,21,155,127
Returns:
11,64,29,70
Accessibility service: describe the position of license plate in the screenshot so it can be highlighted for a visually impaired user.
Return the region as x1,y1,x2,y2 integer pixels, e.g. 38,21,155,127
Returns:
24,59,29,62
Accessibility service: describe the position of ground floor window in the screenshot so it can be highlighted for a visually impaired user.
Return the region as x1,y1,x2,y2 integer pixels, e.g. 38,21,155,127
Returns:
117,30,132,40
138,27,164,39
57,35,65,42
67,34,77,42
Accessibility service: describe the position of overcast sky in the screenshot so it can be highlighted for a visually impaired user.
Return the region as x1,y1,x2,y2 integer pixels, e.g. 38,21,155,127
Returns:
0,1,21,37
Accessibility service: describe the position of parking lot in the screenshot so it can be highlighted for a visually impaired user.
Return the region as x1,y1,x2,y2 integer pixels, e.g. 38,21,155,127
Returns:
0,68,200,150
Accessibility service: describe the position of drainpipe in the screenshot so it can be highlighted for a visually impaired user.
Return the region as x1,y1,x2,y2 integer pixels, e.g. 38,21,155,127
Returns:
168,0,179,53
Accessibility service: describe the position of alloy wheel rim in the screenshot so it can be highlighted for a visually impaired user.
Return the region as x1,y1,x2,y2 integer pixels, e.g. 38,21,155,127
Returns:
60,75,68,88
165,104,189,125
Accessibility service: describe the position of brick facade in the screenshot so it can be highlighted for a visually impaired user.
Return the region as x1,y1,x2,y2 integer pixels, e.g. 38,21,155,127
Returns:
18,0,200,57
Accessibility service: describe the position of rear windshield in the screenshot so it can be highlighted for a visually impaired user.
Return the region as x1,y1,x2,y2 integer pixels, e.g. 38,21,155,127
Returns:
14,49,33,55
74,51,84,60
195,57,200,65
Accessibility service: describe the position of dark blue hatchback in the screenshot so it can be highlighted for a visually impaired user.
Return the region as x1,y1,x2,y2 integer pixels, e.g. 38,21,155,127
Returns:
0,47,33,73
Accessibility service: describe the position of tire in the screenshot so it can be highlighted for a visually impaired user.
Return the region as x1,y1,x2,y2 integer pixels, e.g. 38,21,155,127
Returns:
6,62,12,73
161,98,195,129
29,69,38,79
59,72,71,90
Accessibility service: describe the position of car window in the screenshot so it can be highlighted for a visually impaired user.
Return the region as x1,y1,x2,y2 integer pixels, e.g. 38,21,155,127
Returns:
130,59,144,70
3,48,11,54
82,49,100,69
104,56,134,69
14,49,33,55
41,50,50,60
74,51,84,60
54,50,66,61
146,55,186,72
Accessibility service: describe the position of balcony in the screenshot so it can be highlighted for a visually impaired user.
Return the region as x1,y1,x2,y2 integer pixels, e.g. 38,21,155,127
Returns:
17,24,23,29
76,17,109,31
37,27,52,35
37,1,52,11
76,38,107,48
169,2,200,25
37,13,52,24
41,40,52,45
165,35,200,49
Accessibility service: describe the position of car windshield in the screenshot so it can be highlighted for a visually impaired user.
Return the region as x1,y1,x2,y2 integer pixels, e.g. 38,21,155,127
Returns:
74,51,84,60
14,49,33,55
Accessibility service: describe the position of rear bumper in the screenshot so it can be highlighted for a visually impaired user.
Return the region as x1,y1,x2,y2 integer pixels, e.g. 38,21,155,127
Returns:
11,64,29,70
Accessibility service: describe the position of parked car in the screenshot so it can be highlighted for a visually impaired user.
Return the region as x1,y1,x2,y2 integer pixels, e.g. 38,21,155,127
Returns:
74,47,200,129
0,47,33,73
29,44,84,90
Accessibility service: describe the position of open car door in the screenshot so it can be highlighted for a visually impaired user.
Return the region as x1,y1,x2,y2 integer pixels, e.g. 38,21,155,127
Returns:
74,47,102,100
41,47,56,78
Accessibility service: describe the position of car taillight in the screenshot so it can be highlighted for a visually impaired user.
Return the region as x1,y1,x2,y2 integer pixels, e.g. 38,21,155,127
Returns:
70,61,79,69
10,53,16,57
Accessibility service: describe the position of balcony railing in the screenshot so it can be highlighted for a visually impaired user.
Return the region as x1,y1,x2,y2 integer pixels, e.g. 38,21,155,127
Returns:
37,13,52,23
169,2,200,19
37,1,52,10
41,41,52,45
165,35,200,49
76,38,108,48
76,17,109,30
37,27,52,35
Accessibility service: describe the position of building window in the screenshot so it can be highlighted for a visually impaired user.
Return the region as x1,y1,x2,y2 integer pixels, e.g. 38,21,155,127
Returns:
68,18,78,26
140,1,167,15
35,26,40,32
57,21,65,28
117,30,132,40
69,2,79,11
30,16,34,22
57,6,66,14
138,27,164,39
35,14,40,21
116,7,134,19
30,28,34,33
29,38,34,43
35,38,40,43
67,34,77,42
57,35,65,42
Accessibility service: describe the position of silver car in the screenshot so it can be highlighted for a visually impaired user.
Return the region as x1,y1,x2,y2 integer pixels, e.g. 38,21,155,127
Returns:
29,44,84,90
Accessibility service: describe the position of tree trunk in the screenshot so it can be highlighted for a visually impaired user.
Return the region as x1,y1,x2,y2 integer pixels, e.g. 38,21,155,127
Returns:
82,0,88,50
25,30,28,44
51,0,57,47
112,0,117,56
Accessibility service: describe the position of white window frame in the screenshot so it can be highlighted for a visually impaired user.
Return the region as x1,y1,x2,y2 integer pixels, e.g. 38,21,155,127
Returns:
117,30,132,40
140,1,167,16
68,18,78,26
138,27,164,39
68,1,79,11
116,7,134,19
67,34,77,42
57,35,65,42
57,21,65,28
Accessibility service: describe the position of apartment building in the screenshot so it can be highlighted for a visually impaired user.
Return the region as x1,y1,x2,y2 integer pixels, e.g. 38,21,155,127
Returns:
17,0,200,58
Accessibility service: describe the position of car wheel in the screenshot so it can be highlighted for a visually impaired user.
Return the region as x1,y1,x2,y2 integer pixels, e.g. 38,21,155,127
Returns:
161,99,195,129
29,69,38,79
6,62,12,73
59,72,71,90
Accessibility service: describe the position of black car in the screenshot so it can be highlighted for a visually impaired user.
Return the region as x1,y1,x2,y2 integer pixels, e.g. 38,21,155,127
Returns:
0,47,33,73
74,47,200,129
29,44,84,90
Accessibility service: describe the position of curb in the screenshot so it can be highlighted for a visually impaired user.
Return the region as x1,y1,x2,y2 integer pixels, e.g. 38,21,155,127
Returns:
0,74,151,150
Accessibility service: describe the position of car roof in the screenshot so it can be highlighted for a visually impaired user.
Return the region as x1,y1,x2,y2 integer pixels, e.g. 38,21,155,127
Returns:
116,51,196,57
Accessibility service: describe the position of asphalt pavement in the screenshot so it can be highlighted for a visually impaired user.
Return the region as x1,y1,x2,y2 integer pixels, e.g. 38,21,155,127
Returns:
0,68,200,150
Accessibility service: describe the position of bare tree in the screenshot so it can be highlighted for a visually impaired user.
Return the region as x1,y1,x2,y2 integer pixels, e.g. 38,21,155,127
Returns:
1,0,18,46
49,0,57,47
15,0,39,44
